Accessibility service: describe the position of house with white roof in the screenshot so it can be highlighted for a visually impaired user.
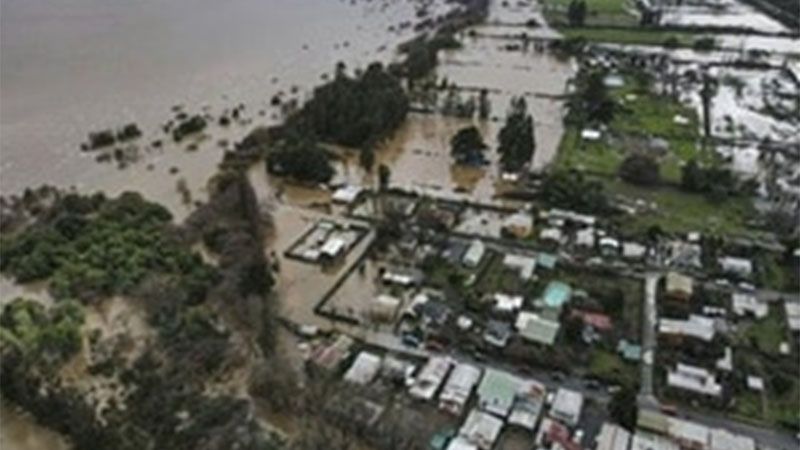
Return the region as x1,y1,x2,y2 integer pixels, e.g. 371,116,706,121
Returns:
667,363,722,397
718,256,753,277
659,315,716,342
731,293,767,319
596,423,632,450
457,409,504,450
439,363,482,415
462,239,486,268
550,388,584,426
502,253,536,280
409,357,453,400
343,352,382,385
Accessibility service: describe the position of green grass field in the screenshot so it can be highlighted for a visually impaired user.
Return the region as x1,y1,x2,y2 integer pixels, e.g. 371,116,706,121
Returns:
742,305,789,356
605,180,754,235
589,350,639,389
555,77,718,183
560,27,700,47
550,71,757,236
544,0,638,27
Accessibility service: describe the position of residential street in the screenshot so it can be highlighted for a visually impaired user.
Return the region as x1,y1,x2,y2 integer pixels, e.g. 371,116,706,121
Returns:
638,272,661,410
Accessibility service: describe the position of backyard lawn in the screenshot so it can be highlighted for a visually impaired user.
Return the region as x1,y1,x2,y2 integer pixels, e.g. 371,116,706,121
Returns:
559,27,701,46
605,179,755,235
543,0,638,26
741,305,788,356
554,76,719,184
588,350,639,390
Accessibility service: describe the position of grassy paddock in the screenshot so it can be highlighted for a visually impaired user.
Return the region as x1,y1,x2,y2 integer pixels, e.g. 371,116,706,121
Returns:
560,27,699,47
605,179,754,235
544,0,639,27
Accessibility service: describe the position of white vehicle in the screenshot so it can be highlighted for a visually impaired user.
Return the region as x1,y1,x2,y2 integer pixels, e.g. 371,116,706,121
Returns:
573,429,584,443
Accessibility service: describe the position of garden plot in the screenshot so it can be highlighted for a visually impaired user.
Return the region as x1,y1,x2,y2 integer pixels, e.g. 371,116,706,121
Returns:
682,67,799,146
660,0,788,33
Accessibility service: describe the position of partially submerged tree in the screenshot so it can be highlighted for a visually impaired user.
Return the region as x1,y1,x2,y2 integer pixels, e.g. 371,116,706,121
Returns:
450,126,487,165
497,97,535,172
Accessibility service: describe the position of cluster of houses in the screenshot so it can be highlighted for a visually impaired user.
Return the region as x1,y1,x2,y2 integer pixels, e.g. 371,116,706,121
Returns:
632,410,757,450
340,349,589,450
656,268,799,405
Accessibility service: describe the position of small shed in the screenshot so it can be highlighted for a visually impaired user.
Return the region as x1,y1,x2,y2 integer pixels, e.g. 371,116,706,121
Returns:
462,239,486,268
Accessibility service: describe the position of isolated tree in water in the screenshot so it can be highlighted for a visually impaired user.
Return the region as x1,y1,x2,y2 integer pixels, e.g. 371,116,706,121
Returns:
567,0,587,26
497,97,535,172
450,126,487,165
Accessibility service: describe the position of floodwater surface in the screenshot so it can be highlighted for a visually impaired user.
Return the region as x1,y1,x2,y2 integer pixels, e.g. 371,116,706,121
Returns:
0,0,455,217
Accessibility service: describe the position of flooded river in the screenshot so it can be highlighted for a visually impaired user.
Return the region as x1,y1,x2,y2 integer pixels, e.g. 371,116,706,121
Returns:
0,0,455,218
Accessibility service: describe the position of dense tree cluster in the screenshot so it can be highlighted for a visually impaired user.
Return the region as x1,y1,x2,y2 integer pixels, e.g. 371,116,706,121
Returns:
539,170,611,214
400,32,461,80
172,115,208,142
1,174,281,450
618,153,660,186
497,97,535,172
264,62,409,183
680,159,740,200
572,69,616,124
608,386,638,430
266,135,335,184
450,126,487,165
0,192,217,303
0,298,84,365
286,62,409,148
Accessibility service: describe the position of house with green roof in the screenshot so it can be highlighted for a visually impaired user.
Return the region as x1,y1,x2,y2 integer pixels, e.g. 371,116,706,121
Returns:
476,368,524,418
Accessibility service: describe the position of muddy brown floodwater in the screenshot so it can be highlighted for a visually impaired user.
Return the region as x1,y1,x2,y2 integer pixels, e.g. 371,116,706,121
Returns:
0,405,72,450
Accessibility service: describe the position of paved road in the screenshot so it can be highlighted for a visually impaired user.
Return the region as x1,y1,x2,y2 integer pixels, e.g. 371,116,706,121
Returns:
638,272,661,410
676,408,799,450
